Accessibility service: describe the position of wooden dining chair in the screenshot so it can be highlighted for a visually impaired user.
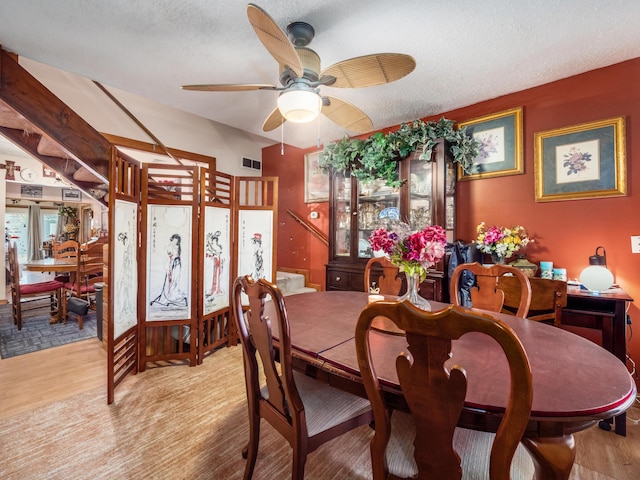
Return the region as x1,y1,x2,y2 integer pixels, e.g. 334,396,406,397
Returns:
364,256,403,295
53,239,79,259
61,241,104,329
498,276,568,325
450,262,532,318
231,275,373,480
52,239,79,282
8,242,64,330
355,299,534,480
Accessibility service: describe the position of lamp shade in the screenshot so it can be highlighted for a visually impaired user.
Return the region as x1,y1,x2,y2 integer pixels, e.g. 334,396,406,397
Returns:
579,246,614,292
277,89,322,123
580,265,614,292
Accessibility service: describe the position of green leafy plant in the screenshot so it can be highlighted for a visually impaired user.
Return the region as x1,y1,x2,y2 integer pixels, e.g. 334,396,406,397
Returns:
319,117,480,187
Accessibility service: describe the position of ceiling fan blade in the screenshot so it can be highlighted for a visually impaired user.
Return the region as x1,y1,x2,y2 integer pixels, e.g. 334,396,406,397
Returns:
247,4,303,78
262,107,286,132
322,96,372,133
181,83,277,92
321,53,416,88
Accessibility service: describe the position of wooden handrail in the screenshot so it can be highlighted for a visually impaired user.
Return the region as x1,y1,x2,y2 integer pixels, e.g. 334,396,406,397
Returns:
286,209,328,246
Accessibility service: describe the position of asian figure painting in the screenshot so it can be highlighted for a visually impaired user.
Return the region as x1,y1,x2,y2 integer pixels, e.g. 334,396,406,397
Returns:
113,199,138,337
146,205,192,320
203,206,231,314
238,210,273,283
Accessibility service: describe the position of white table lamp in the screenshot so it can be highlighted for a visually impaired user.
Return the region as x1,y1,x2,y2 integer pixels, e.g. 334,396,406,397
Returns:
579,246,614,293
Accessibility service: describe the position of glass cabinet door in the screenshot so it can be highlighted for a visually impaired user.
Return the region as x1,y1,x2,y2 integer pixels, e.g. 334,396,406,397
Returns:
444,160,456,241
333,173,351,257
357,178,399,259
408,156,433,230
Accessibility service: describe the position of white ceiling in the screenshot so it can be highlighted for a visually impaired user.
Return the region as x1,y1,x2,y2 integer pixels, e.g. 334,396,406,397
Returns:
1,0,640,152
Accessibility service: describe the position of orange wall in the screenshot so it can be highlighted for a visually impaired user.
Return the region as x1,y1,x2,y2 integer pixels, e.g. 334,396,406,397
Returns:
263,57,640,379
263,144,330,288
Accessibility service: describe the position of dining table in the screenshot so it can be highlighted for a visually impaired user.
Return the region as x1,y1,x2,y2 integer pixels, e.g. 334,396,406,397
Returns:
23,257,77,273
23,258,77,323
264,290,636,480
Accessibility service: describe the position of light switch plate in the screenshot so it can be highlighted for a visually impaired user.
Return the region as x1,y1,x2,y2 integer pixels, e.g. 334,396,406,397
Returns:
631,235,640,253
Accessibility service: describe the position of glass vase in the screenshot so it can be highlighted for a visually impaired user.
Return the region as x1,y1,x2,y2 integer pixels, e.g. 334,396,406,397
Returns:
398,272,431,311
491,253,505,265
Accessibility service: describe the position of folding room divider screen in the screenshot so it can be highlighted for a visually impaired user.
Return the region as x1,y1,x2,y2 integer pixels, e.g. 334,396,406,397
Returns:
107,149,278,403
107,148,141,404
198,171,234,363
139,162,200,369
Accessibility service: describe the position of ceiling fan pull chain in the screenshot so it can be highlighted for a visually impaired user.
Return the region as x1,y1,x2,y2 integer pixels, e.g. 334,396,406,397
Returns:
280,119,284,155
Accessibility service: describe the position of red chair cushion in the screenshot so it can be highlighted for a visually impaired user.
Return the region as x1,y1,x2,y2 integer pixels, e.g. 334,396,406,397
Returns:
64,283,95,294
20,280,63,295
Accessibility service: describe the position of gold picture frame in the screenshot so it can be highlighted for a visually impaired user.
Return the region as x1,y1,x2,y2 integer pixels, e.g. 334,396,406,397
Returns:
534,116,626,202
304,150,329,203
457,107,524,180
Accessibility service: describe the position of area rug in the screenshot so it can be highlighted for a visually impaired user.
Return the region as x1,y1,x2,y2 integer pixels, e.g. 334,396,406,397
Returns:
0,304,97,359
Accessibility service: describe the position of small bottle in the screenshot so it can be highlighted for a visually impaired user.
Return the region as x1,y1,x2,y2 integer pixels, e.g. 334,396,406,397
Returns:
553,268,567,281
540,261,553,279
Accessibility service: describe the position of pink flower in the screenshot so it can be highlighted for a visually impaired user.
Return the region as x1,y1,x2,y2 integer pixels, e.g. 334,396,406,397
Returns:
369,223,447,277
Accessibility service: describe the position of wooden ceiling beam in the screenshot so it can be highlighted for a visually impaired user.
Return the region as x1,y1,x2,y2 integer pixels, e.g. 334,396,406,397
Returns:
0,48,110,182
0,125,104,196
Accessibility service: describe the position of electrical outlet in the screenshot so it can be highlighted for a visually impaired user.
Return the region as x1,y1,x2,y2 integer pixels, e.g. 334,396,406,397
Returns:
631,235,640,253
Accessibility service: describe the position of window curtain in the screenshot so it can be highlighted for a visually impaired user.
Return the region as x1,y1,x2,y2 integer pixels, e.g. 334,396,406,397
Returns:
56,212,65,241
82,208,92,241
27,204,43,261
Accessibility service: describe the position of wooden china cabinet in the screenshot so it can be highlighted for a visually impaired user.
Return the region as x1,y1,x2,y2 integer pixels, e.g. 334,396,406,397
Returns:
326,139,456,301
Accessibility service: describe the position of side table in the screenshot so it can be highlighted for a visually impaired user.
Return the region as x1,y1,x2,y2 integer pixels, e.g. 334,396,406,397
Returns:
562,285,634,435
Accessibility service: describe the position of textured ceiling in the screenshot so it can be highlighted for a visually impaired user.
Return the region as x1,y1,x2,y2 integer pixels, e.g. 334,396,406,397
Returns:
1,0,640,152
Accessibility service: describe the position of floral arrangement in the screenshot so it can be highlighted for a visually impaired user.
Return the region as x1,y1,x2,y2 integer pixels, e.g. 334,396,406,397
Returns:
63,222,78,233
475,222,533,259
369,223,447,280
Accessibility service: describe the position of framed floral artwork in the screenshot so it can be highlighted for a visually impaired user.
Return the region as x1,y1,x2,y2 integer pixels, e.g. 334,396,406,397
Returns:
304,150,329,203
534,116,626,202
457,107,524,180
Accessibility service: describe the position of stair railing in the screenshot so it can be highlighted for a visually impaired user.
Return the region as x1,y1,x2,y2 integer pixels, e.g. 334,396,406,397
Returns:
286,209,328,246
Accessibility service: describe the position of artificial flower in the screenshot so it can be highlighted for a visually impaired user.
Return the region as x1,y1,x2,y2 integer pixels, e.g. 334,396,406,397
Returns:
475,222,533,259
369,223,446,280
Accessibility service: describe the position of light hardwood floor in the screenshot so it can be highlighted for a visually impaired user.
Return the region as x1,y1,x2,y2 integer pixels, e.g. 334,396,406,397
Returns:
1,338,639,479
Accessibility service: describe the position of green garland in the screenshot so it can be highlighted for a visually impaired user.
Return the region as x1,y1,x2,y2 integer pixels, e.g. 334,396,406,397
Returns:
319,117,480,188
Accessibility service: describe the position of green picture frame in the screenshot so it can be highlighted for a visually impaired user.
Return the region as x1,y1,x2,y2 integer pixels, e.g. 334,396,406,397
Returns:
534,116,626,202
457,107,524,180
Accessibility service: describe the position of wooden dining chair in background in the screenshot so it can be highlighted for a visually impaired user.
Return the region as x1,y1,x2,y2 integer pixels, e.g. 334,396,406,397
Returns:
61,241,104,329
52,239,79,282
355,299,534,479
498,276,568,325
364,256,403,295
231,275,373,480
53,239,79,260
450,262,532,318
8,242,64,330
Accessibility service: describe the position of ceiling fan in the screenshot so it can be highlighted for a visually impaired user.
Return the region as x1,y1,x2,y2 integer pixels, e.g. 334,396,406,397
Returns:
181,3,416,133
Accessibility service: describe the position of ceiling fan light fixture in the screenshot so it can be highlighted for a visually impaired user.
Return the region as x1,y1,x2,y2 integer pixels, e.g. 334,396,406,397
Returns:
277,88,322,123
